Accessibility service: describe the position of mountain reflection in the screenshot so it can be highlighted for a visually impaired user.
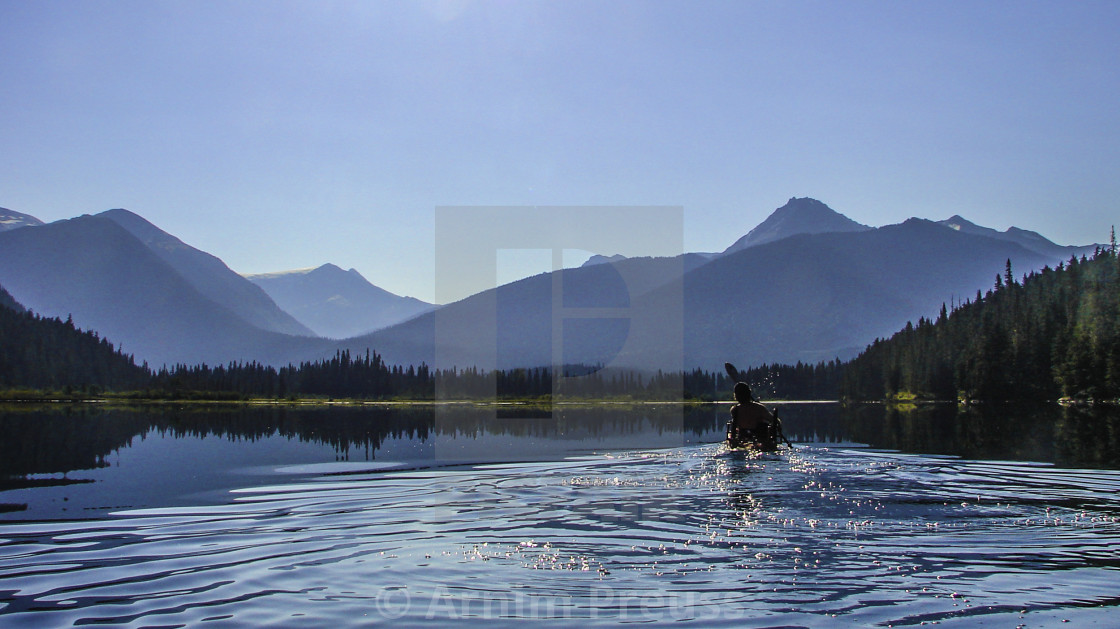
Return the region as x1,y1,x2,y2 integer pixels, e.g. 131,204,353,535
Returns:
0,404,433,480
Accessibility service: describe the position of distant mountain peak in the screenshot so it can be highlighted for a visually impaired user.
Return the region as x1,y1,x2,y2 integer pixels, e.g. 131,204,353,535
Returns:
247,263,434,338
940,215,976,231
0,207,45,232
936,214,1009,236
320,263,368,280
723,197,871,255
900,217,937,227
243,263,365,282
934,214,1101,259
97,208,316,337
581,254,627,268
98,208,191,253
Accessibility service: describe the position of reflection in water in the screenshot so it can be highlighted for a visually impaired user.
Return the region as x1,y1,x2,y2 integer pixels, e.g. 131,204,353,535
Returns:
2,401,1120,522
843,402,1120,469
0,403,718,518
1,403,1120,626
3,402,1120,483
0,403,431,477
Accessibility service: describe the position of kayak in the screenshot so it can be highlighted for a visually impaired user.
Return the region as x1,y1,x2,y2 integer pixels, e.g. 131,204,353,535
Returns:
726,432,781,452
726,421,781,451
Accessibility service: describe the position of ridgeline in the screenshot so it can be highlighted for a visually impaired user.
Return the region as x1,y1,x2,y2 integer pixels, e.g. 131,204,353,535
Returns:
0,281,838,401
4,239,1118,404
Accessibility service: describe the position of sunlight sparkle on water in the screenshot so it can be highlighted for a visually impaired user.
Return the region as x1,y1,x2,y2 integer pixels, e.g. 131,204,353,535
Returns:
4,408,1120,626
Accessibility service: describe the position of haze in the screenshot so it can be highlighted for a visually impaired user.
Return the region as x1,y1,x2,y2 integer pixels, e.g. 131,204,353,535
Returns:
1,0,1117,303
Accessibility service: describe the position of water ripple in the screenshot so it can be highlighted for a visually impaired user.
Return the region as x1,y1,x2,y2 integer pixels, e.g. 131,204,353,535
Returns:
3,444,1120,626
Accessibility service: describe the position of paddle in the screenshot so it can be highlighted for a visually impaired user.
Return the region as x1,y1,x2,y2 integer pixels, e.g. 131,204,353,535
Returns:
771,409,794,448
724,362,793,448
723,362,742,382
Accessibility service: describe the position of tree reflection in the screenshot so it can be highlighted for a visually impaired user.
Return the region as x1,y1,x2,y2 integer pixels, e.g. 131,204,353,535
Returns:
842,402,1120,468
3,402,1118,492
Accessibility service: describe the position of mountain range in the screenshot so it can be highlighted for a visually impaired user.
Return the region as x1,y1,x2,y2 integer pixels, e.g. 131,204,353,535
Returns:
245,264,433,339
0,213,326,367
935,215,1093,260
337,213,1067,370
0,198,1103,372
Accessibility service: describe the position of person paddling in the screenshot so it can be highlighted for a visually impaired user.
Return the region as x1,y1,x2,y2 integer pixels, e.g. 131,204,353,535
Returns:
727,381,778,449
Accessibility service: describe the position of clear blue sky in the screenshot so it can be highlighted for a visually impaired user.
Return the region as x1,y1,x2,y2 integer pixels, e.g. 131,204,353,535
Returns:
2,0,1117,303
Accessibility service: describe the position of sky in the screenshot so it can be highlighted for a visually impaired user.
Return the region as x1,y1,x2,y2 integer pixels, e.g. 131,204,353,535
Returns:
1,0,1118,303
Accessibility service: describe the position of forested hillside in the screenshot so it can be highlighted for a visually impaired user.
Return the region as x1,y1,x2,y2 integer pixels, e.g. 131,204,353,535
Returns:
0,285,149,392
842,244,1120,401
1,280,837,401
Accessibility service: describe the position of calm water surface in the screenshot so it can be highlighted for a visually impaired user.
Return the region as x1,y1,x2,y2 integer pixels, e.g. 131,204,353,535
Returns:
1,402,1119,627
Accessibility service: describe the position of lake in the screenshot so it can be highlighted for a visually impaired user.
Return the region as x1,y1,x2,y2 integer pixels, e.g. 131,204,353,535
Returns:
1,402,1119,626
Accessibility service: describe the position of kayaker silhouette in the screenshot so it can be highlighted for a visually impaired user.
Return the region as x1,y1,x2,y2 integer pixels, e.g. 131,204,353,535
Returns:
727,381,778,449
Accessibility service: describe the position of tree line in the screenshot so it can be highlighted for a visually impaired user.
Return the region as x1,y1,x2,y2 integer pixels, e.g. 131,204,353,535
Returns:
0,283,841,400
0,286,149,394
841,243,1120,401
144,355,842,401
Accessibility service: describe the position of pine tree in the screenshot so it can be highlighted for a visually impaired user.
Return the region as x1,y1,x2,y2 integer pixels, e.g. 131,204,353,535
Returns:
841,247,1120,401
